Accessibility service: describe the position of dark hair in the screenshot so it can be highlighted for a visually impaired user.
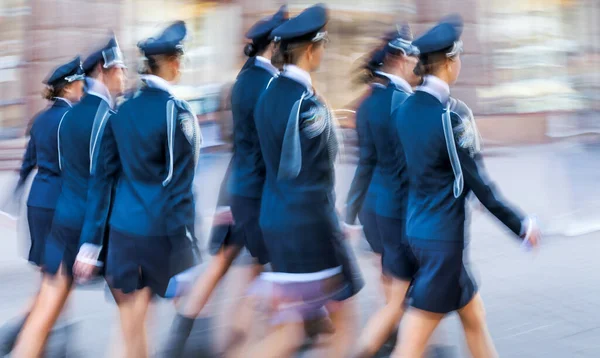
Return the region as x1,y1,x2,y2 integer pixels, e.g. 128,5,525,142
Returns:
243,36,271,57
86,59,113,78
413,46,455,77
270,42,285,70
138,52,181,75
243,43,258,57
355,40,407,85
42,81,67,100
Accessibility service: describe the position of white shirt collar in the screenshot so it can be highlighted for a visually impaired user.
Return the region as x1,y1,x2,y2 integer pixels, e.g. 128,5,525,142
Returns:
282,64,312,91
375,71,413,94
85,77,114,108
53,97,73,107
140,74,174,95
416,75,450,105
254,56,279,77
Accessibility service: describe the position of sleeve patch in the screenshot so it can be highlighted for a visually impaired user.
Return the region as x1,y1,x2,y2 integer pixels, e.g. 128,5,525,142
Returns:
300,104,327,139
179,112,196,145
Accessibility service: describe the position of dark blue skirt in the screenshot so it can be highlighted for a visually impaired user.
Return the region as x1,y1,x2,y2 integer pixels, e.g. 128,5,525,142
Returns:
43,223,80,278
230,195,269,264
407,238,477,314
377,215,416,281
27,206,55,267
106,227,200,298
331,234,364,301
358,207,382,254
207,222,242,255
208,196,268,264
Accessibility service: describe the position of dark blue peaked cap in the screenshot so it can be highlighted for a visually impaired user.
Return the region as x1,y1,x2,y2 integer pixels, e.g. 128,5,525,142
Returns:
82,34,126,74
413,14,464,55
368,24,418,69
138,21,187,56
271,3,328,43
246,5,289,40
44,56,85,86
387,23,420,56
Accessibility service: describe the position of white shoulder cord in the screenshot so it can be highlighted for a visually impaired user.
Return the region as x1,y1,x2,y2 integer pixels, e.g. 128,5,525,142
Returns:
57,111,69,171
163,100,176,186
442,106,464,198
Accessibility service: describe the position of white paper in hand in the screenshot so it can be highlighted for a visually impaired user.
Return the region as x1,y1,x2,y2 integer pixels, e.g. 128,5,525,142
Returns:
0,175,22,220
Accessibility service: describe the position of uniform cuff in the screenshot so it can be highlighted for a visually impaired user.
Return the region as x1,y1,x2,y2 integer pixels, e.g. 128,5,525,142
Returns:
520,217,534,240
342,222,362,230
77,243,104,267
215,206,231,215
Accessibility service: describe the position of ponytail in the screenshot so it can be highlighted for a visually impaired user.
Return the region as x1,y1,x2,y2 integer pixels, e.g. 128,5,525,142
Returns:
42,82,66,100
244,43,258,57
243,36,272,58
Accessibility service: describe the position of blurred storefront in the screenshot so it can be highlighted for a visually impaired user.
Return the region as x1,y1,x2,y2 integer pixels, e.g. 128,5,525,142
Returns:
0,0,599,143
0,0,28,138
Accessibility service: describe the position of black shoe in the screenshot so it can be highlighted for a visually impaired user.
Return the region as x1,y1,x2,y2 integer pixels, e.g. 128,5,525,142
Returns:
44,320,76,358
426,345,458,358
382,328,398,350
297,335,318,353
184,317,215,358
304,316,335,338
373,344,395,358
0,314,28,355
161,314,196,358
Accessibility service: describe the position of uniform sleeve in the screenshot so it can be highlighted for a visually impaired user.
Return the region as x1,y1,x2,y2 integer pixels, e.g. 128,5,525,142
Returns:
164,103,202,234
80,118,120,249
345,110,377,225
452,113,524,237
216,156,233,207
18,134,37,186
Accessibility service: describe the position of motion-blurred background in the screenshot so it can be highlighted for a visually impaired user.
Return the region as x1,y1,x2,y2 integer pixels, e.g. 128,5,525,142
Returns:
1,0,599,149
1,1,600,357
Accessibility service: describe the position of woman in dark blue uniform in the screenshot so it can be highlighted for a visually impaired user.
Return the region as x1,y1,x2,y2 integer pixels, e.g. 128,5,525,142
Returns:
74,22,201,357
392,15,541,358
164,8,289,356
344,38,390,301
345,34,398,257
0,57,84,356
13,36,126,357
20,57,85,268
232,4,363,357
348,26,422,358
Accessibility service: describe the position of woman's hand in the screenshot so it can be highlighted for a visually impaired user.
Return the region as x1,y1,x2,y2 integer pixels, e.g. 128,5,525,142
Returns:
213,206,234,226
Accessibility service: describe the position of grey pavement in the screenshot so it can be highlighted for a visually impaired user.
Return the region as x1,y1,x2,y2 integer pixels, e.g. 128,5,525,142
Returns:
0,141,599,357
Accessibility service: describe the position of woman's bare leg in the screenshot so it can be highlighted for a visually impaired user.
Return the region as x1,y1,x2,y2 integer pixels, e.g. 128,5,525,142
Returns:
312,299,357,358
181,246,241,317
227,307,305,358
0,286,40,355
457,293,498,358
13,266,72,358
392,308,443,358
162,246,242,357
222,262,263,349
353,278,410,357
113,288,153,358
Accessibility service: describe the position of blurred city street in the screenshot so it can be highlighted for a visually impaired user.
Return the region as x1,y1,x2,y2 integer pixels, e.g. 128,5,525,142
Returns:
1,0,600,356
1,138,600,357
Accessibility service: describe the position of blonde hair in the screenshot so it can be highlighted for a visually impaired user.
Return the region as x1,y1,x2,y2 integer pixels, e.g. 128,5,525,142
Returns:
42,83,67,100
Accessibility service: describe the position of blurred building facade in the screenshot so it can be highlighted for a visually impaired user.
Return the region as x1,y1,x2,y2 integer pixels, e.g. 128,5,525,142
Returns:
1,0,599,143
